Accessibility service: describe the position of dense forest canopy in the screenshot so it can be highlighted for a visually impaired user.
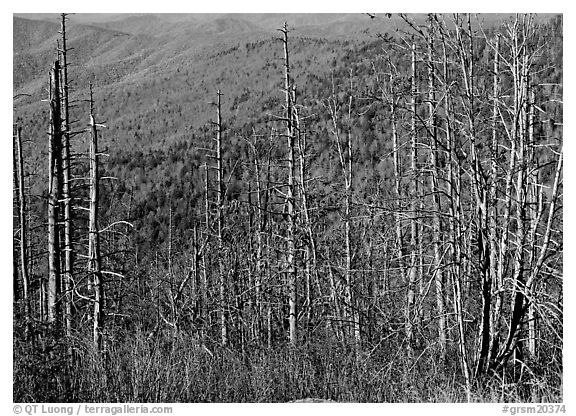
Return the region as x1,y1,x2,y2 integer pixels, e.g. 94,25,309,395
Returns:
13,13,563,403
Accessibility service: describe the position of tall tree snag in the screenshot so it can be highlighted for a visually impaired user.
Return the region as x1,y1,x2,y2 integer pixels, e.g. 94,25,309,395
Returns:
426,21,447,359
15,125,31,339
47,60,62,325
406,41,418,358
280,23,297,346
88,85,104,351
215,90,228,347
59,13,73,340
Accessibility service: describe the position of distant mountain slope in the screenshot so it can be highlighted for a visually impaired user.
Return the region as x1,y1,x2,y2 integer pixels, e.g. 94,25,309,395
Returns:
94,14,199,37
13,16,60,53
14,13,133,24
13,14,364,157
14,17,154,91
195,16,264,35
13,13,560,178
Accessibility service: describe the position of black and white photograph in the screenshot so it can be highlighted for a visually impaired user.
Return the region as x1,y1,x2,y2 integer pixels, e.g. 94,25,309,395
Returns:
11,8,564,407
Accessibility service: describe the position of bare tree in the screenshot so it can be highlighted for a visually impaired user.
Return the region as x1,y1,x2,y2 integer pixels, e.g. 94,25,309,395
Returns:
15,125,31,340
59,13,74,340
436,18,471,396
47,60,63,325
215,90,228,347
426,21,447,358
326,73,361,348
279,23,298,345
488,33,503,371
88,85,104,351
406,41,418,359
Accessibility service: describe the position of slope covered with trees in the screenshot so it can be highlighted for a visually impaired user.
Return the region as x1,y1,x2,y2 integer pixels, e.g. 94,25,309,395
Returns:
13,13,563,403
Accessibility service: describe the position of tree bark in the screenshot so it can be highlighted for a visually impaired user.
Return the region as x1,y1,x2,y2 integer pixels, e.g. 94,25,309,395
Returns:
215,90,228,347
281,23,297,346
47,60,62,325
15,125,31,340
488,34,503,368
495,24,534,370
427,24,446,358
295,98,318,333
201,163,210,331
406,42,418,358
389,84,405,298
454,14,491,378
440,28,471,397
59,13,73,341
88,86,104,351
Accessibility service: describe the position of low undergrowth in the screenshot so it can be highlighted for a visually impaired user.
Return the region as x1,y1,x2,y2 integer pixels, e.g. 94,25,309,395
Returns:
13,330,562,403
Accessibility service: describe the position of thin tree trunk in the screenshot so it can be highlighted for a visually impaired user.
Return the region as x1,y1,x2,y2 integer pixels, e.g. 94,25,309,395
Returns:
249,132,265,343
440,30,471,397
526,87,538,359
345,88,360,348
488,34,503,367
496,45,531,370
88,86,104,351
15,126,31,340
168,197,177,332
454,14,492,378
406,42,418,358
192,223,200,323
427,24,446,358
492,68,518,367
215,90,228,347
13,135,19,304
327,262,344,342
247,179,255,335
281,23,297,346
389,91,405,293
295,102,317,332
201,163,210,331
327,75,359,346
526,145,562,349
343,118,354,345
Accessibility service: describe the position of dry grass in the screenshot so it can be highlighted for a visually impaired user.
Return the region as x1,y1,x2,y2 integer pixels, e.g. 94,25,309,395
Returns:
13,331,562,403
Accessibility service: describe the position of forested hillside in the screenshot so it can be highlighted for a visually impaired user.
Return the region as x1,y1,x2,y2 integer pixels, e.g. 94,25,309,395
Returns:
13,13,563,403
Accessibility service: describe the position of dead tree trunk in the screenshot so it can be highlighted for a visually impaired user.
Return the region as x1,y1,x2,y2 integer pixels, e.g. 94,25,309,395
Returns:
47,60,62,325
406,42,418,358
215,90,228,347
497,50,531,370
280,23,297,346
294,93,318,333
526,146,562,354
453,14,492,378
427,24,447,358
326,75,360,347
247,130,269,344
439,25,471,397
88,85,104,351
13,137,20,304
492,35,518,368
344,83,361,348
388,71,406,302
15,125,31,340
488,34,503,368
59,13,73,340
13,139,20,304
492,17,541,370
201,163,210,332
525,86,538,359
